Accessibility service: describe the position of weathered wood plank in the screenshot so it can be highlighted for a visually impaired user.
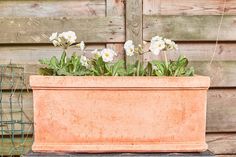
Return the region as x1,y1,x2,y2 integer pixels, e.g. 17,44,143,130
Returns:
207,133,236,155
0,16,125,43
143,15,236,41
0,45,105,64
0,136,33,156
106,44,125,61
2,42,236,65
106,0,125,61
1,61,236,88
190,61,236,87
143,0,236,15
207,89,236,133
143,42,236,61
106,0,125,16
125,0,143,64
0,0,105,17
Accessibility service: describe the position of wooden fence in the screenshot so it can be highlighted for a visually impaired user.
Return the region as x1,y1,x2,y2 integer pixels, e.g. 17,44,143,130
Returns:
0,0,236,156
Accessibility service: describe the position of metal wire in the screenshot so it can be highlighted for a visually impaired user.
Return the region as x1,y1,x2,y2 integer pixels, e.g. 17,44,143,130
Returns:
0,65,33,156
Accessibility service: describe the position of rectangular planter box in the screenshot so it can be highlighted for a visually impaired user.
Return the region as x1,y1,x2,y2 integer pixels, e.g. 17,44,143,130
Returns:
30,75,210,153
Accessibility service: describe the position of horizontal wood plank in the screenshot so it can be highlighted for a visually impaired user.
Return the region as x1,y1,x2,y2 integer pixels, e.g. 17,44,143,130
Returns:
0,45,105,64
207,133,236,155
0,136,33,156
190,61,236,87
0,0,105,17
0,16,125,43
207,89,236,132
143,15,236,41
1,61,236,89
143,42,236,61
106,0,125,16
143,0,236,15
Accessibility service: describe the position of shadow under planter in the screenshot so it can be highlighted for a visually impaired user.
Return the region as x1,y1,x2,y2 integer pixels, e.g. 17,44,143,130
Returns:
24,150,215,156
30,76,210,153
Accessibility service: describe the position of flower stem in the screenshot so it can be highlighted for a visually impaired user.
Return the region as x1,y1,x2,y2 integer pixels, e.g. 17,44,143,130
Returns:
137,59,140,76
163,51,168,68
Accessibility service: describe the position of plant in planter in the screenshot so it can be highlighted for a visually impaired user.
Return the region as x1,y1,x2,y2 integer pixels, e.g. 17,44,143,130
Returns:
30,31,210,153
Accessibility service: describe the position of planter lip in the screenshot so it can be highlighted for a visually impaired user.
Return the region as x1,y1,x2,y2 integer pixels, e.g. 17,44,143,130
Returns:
30,75,210,89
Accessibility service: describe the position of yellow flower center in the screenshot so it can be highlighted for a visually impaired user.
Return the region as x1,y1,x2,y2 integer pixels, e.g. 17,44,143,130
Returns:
105,52,110,57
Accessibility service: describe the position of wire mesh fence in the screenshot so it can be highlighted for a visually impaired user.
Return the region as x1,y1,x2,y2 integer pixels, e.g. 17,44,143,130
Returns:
0,65,33,156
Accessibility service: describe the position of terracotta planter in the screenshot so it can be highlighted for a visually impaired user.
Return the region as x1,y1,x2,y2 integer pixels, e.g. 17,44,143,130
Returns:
30,75,210,153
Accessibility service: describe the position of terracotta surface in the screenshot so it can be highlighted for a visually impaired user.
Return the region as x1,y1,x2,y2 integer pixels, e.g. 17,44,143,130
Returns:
30,76,210,153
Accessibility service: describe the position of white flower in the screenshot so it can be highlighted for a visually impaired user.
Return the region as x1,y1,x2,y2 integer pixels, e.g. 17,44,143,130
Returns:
52,40,60,47
164,38,172,45
143,41,147,45
124,40,134,56
91,49,101,59
173,42,178,50
79,41,85,51
58,31,77,46
151,36,162,42
80,55,88,67
149,39,165,55
101,48,117,62
49,32,58,41
49,32,60,47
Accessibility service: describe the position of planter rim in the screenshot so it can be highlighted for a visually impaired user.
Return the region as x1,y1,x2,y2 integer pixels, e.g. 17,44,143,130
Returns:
30,75,210,89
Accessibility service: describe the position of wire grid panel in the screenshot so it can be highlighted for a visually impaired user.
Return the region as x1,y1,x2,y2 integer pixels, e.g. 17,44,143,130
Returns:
0,65,33,156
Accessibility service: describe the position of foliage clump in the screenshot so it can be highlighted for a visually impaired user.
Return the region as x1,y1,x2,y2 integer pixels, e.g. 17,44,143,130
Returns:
39,31,194,76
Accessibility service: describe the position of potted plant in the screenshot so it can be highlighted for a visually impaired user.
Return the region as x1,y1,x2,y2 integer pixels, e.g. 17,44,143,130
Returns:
30,31,210,153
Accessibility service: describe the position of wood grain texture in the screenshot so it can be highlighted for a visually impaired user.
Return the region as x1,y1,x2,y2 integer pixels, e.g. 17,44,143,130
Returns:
106,0,124,16
207,133,236,155
125,0,143,64
106,44,125,61
143,0,236,15
2,42,236,64
0,45,105,64
143,42,236,61
143,15,236,41
0,16,125,43
207,89,236,132
190,61,236,87
1,61,236,88
0,136,33,156
0,0,105,17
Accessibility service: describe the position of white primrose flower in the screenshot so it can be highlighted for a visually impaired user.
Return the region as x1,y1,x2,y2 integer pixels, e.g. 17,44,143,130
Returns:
149,39,165,55
49,32,60,47
101,48,117,62
80,55,88,67
91,49,101,59
79,41,85,51
173,41,178,50
164,38,178,51
124,40,134,56
151,36,162,42
143,41,147,45
49,32,58,41
164,38,172,45
58,31,77,47
52,40,60,47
